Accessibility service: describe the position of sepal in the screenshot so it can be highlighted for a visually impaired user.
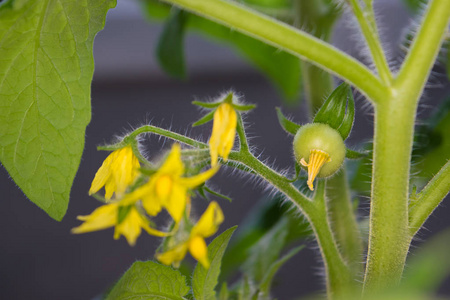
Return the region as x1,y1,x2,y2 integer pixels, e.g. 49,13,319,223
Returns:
276,107,301,135
313,83,355,140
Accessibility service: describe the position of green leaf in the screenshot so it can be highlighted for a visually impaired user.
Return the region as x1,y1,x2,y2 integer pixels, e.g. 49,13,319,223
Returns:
402,229,450,294
313,83,354,139
259,245,304,297
346,148,366,159
107,261,190,300
276,107,301,135
0,0,116,220
192,226,237,300
156,8,187,79
143,1,302,105
243,217,289,283
218,283,229,300
402,0,427,13
412,95,450,179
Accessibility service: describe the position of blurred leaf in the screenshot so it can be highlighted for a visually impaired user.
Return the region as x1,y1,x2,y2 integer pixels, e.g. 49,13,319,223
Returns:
220,195,311,280
219,282,229,300
276,107,301,135
106,261,189,300
346,148,366,159
143,0,302,105
349,143,373,196
156,8,187,78
412,96,450,179
446,42,450,81
402,229,450,293
243,218,289,283
259,245,304,297
192,226,237,300
314,83,354,139
402,0,427,13
0,0,116,220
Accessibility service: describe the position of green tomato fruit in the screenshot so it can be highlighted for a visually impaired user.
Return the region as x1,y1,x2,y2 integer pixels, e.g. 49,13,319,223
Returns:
293,123,346,178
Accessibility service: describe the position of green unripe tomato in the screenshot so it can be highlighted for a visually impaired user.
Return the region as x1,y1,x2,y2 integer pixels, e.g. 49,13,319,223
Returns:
293,123,346,178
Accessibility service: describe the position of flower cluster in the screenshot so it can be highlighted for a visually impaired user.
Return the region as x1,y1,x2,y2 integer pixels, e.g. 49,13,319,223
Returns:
73,93,247,268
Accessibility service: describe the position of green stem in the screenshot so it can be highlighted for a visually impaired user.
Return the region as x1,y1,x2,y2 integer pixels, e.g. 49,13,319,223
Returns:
228,150,353,298
364,0,450,292
347,0,392,84
159,0,386,102
127,125,208,149
301,61,334,113
363,100,419,292
395,0,450,96
409,160,450,236
327,172,364,276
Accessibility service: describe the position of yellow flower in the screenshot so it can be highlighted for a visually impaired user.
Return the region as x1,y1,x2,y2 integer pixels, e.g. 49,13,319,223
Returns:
156,201,224,268
89,146,140,200
122,144,219,223
209,103,237,166
72,203,169,246
300,149,331,191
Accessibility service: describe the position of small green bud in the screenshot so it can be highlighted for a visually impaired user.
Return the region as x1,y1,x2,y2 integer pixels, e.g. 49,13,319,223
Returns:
293,123,346,190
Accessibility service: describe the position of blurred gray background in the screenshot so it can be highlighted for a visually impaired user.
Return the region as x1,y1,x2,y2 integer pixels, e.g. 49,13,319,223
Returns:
1,1,450,299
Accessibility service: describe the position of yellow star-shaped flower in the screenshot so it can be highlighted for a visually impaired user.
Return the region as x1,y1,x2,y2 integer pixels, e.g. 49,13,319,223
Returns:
122,144,219,223
89,146,140,200
72,202,169,246
156,201,224,268
209,103,237,167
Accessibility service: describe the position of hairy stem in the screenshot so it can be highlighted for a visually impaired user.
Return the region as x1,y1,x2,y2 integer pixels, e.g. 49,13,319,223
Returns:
228,150,353,298
364,0,450,292
409,160,450,236
347,0,392,84
159,0,386,103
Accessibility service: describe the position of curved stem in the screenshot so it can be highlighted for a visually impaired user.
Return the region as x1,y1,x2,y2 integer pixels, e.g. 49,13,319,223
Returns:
409,160,450,236
347,0,392,84
228,150,353,298
159,0,386,103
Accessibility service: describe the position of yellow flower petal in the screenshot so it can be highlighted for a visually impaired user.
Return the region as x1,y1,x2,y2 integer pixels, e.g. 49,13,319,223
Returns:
89,146,140,200
158,144,184,176
178,165,219,188
192,201,224,237
165,185,188,223
300,149,331,191
209,103,237,166
114,207,143,246
189,236,209,269
72,203,118,234
156,243,189,267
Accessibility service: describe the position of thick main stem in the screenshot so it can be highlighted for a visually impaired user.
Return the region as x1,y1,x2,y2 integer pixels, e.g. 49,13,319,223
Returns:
363,100,417,291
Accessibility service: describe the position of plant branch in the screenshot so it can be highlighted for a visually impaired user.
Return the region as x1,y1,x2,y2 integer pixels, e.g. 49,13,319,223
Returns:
409,160,450,236
127,125,208,149
395,0,450,100
346,0,392,84
228,150,353,297
159,0,386,103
